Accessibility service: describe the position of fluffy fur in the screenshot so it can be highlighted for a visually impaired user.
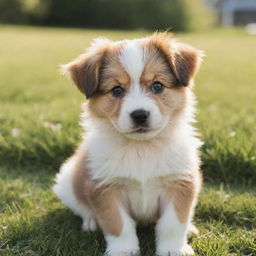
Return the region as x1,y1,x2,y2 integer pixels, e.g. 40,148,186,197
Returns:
53,32,203,256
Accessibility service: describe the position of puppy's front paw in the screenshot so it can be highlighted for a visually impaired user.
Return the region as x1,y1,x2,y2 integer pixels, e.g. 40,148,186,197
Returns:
187,223,199,236
157,244,194,256
81,216,97,231
181,244,195,255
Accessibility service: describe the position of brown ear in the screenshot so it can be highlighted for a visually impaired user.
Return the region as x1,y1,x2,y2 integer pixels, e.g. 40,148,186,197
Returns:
61,38,111,98
171,43,203,86
148,32,203,87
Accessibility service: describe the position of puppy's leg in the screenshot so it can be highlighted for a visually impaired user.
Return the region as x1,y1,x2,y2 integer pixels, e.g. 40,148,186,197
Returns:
53,158,96,232
53,152,97,232
187,223,199,236
156,202,194,256
80,208,97,231
156,173,201,256
90,187,139,256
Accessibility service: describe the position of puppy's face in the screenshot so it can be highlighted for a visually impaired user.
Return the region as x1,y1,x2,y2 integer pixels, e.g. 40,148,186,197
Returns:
62,33,202,140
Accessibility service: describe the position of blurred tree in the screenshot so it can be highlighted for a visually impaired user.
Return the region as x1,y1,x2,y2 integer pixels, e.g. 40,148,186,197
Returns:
183,0,215,31
42,0,187,31
21,0,51,22
0,0,25,23
0,0,215,31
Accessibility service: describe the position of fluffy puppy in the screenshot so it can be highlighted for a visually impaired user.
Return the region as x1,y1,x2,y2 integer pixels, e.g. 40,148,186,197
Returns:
53,32,203,256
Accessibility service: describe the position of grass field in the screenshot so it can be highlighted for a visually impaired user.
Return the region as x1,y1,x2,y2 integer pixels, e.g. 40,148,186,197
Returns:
0,25,255,256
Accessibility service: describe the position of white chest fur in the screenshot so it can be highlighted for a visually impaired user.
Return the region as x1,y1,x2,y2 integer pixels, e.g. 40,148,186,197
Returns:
124,178,162,221
82,119,201,220
85,121,201,185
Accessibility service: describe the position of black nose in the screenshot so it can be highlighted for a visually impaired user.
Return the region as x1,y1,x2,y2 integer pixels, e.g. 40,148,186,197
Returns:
130,109,150,125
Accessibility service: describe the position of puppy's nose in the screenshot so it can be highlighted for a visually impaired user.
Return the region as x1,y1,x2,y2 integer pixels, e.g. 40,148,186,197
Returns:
130,109,149,125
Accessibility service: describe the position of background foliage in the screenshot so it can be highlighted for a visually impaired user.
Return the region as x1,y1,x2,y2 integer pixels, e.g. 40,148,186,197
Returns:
0,0,214,31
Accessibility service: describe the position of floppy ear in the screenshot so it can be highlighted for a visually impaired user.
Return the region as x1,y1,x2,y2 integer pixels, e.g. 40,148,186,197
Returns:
60,38,111,98
171,43,203,86
149,32,203,87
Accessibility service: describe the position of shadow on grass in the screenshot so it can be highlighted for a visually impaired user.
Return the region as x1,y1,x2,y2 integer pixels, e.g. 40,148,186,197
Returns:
1,208,156,256
3,202,255,256
0,164,55,191
1,208,105,256
201,152,256,185
1,184,255,255
0,142,75,174
195,184,256,230
200,139,256,185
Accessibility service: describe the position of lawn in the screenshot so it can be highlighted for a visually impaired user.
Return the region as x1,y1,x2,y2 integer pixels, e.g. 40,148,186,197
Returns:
0,25,255,256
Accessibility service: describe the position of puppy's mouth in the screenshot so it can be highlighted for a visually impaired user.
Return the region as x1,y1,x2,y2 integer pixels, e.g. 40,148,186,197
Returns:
111,118,169,140
116,123,167,140
123,125,164,140
128,126,152,134
134,127,150,133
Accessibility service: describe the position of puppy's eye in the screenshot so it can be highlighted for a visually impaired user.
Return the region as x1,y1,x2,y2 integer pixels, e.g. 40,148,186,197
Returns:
111,86,125,98
151,81,164,94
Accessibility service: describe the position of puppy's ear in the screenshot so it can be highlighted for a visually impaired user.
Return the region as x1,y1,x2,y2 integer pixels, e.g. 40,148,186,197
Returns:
171,43,203,86
61,38,111,98
149,32,203,86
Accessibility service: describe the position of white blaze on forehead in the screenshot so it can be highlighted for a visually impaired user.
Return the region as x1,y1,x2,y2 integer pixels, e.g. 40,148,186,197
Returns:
118,39,145,84
116,39,166,138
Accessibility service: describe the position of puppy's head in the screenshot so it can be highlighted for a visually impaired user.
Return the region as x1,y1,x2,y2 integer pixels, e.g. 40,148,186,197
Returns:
62,33,202,140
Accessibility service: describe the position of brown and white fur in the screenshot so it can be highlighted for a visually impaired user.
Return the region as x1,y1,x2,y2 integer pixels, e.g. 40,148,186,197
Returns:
53,32,203,256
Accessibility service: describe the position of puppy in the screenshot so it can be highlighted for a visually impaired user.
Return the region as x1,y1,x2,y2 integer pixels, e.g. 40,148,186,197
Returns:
53,32,203,256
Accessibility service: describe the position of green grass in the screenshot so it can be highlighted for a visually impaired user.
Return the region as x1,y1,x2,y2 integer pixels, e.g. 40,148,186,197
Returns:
0,25,255,255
